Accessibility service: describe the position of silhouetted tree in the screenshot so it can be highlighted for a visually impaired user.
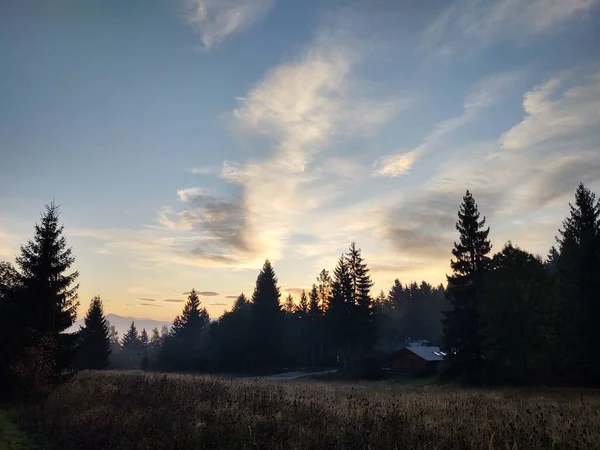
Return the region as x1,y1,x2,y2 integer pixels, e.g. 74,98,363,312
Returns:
327,255,352,369
307,284,321,367
76,296,111,370
283,293,295,314
442,190,491,384
13,202,80,377
480,243,550,384
346,242,375,361
160,289,210,371
121,321,141,368
249,260,283,372
106,321,119,345
212,293,250,373
554,183,600,384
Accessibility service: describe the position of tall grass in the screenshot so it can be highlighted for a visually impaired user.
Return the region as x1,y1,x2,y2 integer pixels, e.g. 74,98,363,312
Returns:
27,371,600,449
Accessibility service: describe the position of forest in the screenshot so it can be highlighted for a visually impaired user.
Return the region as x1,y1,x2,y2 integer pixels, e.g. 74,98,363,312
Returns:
1,182,600,395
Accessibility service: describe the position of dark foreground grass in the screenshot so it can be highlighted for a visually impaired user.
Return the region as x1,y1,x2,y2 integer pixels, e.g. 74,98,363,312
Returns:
0,411,41,450
20,371,600,449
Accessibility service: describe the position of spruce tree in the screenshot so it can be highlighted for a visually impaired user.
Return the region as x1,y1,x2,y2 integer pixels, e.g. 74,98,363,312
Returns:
283,294,295,314
555,183,600,384
442,190,491,384
140,328,150,370
166,289,210,371
15,202,79,335
250,260,283,372
480,243,550,384
327,255,352,368
11,202,80,378
387,279,404,311
140,328,149,356
346,242,375,358
297,290,309,316
121,322,140,352
316,269,332,312
307,284,321,366
232,293,249,312
77,296,111,370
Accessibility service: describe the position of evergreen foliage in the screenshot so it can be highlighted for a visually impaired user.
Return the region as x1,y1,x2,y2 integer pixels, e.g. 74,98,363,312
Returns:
249,260,283,372
442,190,491,383
77,296,111,370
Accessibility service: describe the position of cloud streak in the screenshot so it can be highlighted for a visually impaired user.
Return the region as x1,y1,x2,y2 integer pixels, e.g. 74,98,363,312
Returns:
186,0,275,49
374,72,517,177
423,0,598,56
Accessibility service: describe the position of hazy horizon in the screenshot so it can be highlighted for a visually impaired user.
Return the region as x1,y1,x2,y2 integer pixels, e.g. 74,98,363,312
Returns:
2,0,600,321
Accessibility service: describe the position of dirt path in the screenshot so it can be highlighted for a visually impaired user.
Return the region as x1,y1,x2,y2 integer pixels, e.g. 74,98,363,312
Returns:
260,369,340,380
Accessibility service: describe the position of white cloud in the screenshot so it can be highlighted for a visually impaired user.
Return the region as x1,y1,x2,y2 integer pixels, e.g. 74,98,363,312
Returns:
186,0,275,49
423,0,598,56
374,68,600,287
176,187,207,203
501,72,600,149
373,149,420,177
190,166,219,175
374,72,516,177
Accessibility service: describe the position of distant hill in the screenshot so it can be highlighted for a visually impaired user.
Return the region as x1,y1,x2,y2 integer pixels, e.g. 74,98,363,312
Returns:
67,313,171,340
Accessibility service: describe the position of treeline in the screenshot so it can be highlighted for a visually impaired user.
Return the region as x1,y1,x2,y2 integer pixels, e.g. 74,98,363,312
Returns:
442,184,600,386
1,182,599,392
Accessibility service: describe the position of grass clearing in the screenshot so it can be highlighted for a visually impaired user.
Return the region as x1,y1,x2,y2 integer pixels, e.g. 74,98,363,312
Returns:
19,370,600,449
0,410,40,450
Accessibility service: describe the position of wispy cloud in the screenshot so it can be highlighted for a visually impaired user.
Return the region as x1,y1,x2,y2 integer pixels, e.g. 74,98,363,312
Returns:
137,298,157,302
500,72,600,150
381,70,600,276
186,0,275,49
197,291,219,296
209,302,227,306
374,72,517,177
141,303,164,308
190,166,220,175
423,0,598,56
163,299,185,303
225,295,239,299
156,9,407,269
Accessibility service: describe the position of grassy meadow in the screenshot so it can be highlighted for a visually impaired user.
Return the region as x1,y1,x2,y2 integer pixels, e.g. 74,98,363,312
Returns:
9,370,600,450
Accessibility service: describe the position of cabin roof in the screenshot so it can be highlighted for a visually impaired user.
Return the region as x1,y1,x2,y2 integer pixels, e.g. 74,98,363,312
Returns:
401,345,445,362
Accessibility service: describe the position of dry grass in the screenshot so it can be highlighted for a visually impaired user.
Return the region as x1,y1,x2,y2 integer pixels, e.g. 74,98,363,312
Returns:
28,371,600,449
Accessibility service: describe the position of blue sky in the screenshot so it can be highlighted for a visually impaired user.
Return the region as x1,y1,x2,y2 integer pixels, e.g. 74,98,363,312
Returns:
1,0,599,321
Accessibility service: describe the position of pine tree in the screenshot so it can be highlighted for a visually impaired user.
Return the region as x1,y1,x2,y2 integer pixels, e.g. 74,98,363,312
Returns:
250,259,283,372
316,269,332,312
387,279,404,311
283,294,295,314
307,284,321,367
315,269,331,363
106,321,119,345
554,183,600,384
140,328,150,370
121,322,140,352
480,243,550,384
442,190,492,384
140,328,149,356
232,293,249,312
11,202,80,378
163,289,210,371
346,242,375,358
77,296,111,370
327,255,353,369
15,202,79,336
297,290,309,316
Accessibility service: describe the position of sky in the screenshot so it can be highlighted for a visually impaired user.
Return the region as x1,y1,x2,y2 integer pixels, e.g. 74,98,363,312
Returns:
1,0,599,322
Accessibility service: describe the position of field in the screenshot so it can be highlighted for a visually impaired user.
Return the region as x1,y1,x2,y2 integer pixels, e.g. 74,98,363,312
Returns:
11,371,600,449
